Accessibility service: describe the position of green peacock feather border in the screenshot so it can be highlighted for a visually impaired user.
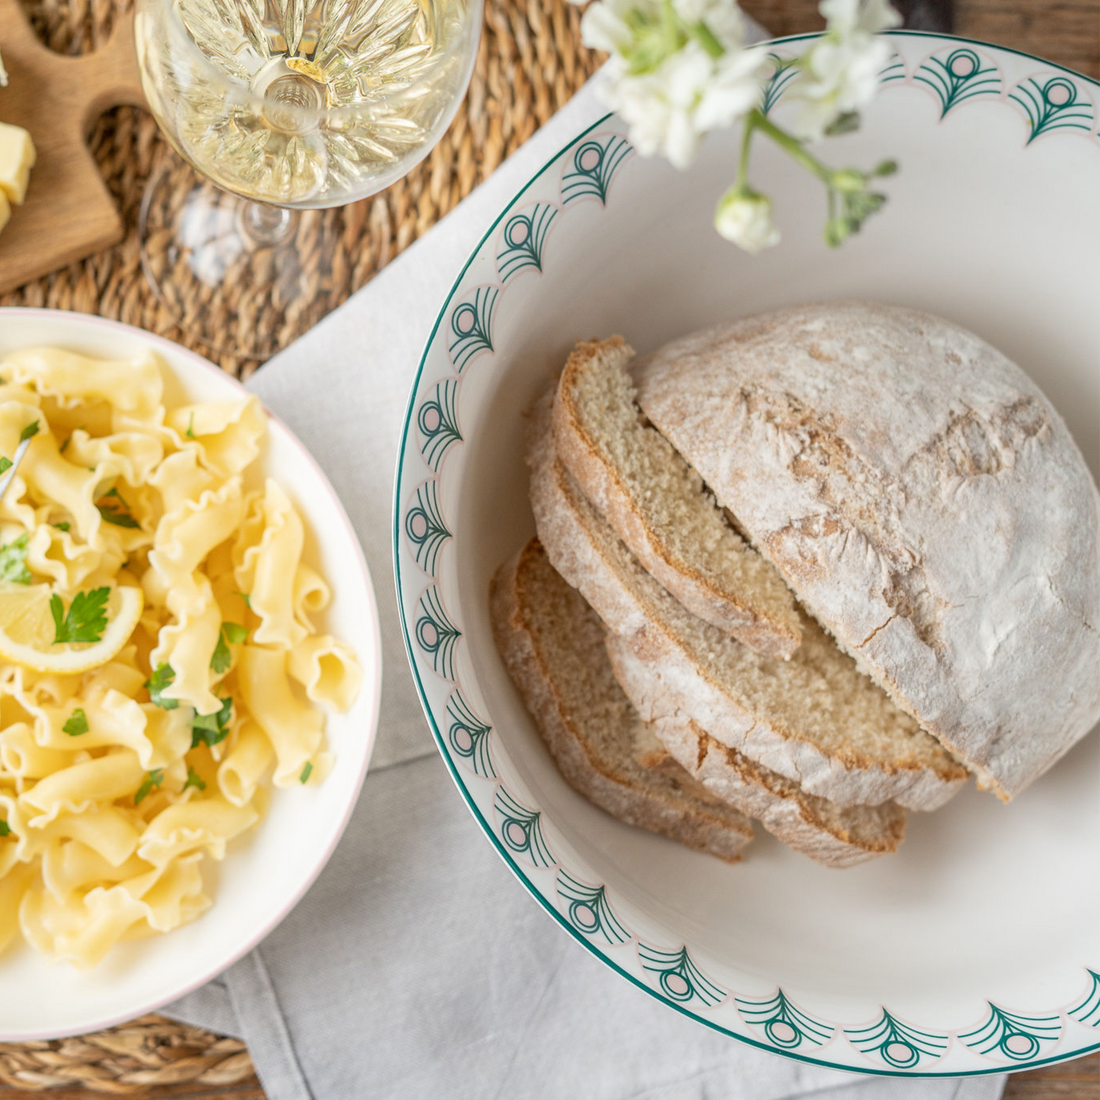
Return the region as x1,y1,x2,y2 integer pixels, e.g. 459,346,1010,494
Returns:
494,786,555,868
914,47,1002,117
557,872,631,945
446,690,495,779
959,1002,1063,1061
561,134,634,206
846,1009,949,1069
638,944,726,1008
497,203,560,281
416,378,462,472
736,989,835,1049
404,478,451,578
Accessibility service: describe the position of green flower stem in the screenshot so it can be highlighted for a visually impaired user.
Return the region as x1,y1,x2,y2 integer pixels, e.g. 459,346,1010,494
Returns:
661,0,685,46
730,108,890,249
688,21,724,59
749,110,838,186
734,109,755,192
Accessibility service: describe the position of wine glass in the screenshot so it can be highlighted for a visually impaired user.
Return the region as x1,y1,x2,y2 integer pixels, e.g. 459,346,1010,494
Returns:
133,0,483,358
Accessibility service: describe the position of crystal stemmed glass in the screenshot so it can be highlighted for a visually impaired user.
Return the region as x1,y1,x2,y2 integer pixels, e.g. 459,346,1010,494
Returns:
133,0,483,357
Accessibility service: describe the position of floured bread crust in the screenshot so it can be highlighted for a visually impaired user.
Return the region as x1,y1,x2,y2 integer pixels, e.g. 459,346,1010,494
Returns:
634,301,1100,800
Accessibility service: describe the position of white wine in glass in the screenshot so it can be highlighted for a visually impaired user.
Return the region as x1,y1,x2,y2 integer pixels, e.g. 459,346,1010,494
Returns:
134,0,482,355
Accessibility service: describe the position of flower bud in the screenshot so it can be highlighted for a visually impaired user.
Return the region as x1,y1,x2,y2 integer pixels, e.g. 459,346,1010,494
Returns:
824,216,851,247
831,168,866,192
715,188,781,253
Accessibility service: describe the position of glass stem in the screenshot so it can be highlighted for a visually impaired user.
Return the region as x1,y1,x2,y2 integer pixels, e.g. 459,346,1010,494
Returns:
238,202,296,247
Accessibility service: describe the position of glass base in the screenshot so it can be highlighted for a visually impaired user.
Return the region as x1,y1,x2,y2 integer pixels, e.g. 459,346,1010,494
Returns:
138,153,332,360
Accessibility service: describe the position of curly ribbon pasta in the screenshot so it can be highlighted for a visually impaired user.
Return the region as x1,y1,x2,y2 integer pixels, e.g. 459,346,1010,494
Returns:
0,345,362,967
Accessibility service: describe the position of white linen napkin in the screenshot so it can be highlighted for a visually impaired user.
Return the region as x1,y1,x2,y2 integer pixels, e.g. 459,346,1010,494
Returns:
164,43,1009,1100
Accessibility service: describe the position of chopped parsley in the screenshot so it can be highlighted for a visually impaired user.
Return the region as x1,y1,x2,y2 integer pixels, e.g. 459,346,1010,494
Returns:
50,586,110,645
300,762,313,784
19,421,39,444
62,708,88,736
53,521,70,533
191,697,233,749
210,634,231,675
96,487,140,529
186,412,196,439
144,663,179,710
183,766,206,792
237,591,252,610
0,532,32,584
210,621,248,674
134,768,165,806
59,437,70,454
0,457,10,476
0,820,9,838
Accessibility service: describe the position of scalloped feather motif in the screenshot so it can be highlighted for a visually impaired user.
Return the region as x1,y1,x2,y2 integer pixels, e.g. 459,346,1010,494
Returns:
736,989,834,1049
959,1002,1062,1061
495,787,554,868
638,945,725,1007
846,1010,949,1069
914,47,1001,117
557,872,631,945
446,690,495,778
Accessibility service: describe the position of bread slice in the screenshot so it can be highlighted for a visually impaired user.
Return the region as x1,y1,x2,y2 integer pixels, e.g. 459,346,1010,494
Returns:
607,638,906,867
528,386,969,811
491,539,754,863
552,337,801,659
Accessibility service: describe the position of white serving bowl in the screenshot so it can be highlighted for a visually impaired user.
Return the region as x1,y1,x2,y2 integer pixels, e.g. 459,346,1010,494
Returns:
394,32,1100,1078
0,309,382,1039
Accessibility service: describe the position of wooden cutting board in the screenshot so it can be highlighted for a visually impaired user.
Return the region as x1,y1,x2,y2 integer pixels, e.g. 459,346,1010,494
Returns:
0,2,145,295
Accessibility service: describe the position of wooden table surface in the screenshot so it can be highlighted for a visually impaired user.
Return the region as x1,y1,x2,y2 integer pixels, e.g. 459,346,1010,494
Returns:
2,0,1098,1097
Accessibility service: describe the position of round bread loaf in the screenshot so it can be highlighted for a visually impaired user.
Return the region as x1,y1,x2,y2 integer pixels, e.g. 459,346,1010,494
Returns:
633,301,1100,801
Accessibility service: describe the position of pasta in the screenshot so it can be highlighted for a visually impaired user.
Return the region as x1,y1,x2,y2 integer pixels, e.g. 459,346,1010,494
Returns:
0,345,361,968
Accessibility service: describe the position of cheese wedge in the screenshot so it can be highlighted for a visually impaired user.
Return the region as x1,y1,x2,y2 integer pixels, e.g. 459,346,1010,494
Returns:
0,121,36,205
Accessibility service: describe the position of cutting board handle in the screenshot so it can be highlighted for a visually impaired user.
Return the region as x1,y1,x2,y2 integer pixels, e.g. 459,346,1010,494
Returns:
0,2,149,293
81,12,147,124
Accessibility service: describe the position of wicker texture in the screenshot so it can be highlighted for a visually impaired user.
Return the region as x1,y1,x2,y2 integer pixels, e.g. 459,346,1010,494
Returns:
0,1016,251,1092
0,0,601,378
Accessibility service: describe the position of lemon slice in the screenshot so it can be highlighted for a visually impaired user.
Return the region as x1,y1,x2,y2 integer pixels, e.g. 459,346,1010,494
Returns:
0,583,143,674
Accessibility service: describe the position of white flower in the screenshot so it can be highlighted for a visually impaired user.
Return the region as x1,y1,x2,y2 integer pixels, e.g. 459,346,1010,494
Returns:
598,42,766,169
784,0,901,141
580,0,660,53
696,45,769,128
820,0,899,35
714,188,780,252
671,0,746,52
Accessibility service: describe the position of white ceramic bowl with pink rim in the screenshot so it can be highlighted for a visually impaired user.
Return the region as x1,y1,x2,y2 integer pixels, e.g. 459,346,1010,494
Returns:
0,308,382,1039
394,32,1099,1079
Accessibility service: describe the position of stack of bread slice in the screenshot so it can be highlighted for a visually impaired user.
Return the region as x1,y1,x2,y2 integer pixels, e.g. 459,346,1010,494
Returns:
491,335,970,868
